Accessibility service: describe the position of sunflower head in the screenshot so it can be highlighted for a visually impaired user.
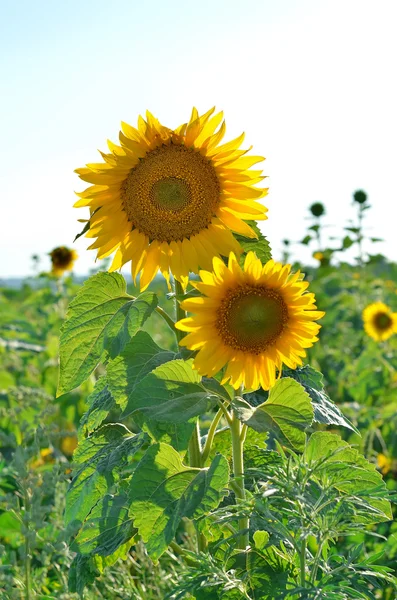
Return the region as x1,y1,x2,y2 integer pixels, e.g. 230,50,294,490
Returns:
176,252,325,391
353,189,368,205
75,108,268,290
362,302,397,342
310,202,325,217
49,246,78,276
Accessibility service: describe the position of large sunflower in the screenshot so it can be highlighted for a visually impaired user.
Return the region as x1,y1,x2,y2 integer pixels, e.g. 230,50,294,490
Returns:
49,246,78,276
362,302,397,342
75,108,268,290
176,252,324,391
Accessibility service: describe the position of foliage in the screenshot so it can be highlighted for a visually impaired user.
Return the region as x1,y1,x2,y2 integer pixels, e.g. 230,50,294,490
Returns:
0,197,396,599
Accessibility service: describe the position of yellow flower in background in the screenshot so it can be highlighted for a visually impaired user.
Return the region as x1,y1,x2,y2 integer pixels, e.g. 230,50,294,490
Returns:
313,251,324,262
377,453,392,475
60,434,78,457
75,108,268,290
362,302,397,342
30,448,55,470
176,252,325,390
49,246,78,276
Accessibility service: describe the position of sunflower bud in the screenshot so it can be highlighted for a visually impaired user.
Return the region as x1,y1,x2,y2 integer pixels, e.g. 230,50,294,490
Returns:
309,202,325,217
353,190,367,205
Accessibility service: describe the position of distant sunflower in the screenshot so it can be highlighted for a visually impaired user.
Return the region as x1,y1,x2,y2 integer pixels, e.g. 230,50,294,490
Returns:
362,302,397,342
50,246,78,276
176,252,324,390
75,108,268,290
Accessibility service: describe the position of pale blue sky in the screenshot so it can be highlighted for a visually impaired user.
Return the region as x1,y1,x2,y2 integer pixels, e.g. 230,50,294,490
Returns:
1,0,396,276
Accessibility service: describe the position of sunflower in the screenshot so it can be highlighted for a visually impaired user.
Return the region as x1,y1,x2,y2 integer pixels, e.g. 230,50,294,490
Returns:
49,246,78,276
176,252,325,391
362,302,397,342
75,108,268,290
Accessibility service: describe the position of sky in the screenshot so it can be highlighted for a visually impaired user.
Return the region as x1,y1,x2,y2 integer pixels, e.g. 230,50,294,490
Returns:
1,0,396,277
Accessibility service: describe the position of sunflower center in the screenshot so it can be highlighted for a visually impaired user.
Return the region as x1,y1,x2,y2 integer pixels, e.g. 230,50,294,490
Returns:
151,177,190,211
217,285,289,354
121,144,220,243
50,247,73,268
374,312,392,331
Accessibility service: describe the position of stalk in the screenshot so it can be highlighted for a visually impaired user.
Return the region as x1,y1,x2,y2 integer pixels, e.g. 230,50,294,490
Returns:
173,278,207,551
23,490,31,600
230,412,249,549
300,537,307,587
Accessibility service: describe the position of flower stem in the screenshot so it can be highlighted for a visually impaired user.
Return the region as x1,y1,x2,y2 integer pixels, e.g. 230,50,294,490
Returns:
173,277,207,552
230,412,249,549
300,537,307,587
201,408,223,464
173,279,186,344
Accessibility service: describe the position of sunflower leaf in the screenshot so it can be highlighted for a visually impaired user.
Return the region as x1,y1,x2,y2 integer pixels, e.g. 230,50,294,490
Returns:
234,221,272,263
57,272,157,395
233,378,313,452
107,331,175,411
66,424,146,527
129,443,229,559
305,432,392,522
283,365,359,434
71,492,136,557
122,359,216,452
79,376,116,438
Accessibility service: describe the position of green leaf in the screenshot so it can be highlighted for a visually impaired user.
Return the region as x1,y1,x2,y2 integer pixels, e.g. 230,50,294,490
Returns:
342,235,354,249
57,272,157,395
79,376,116,438
107,331,175,410
306,432,392,522
283,365,359,433
234,378,313,451
66,424,146,526
122,359,216,452
71,493,136,556
129,443,229,559
300,235,312,245
234,221,272,263
253,530,269,550
68,554,99,595
105,291,158,359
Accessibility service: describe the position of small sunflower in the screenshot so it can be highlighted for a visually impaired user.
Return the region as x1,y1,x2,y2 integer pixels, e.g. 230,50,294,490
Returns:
49,246,78,276
75,108,268,290
362,302,397,342
176,252,324,391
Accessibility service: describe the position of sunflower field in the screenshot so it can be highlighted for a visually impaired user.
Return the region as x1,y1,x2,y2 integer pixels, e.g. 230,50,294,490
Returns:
0,109,396,600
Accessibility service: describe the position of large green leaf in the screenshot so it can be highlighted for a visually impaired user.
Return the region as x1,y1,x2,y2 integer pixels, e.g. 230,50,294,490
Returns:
57,272,157,395
66,424,146,526
306,432,392,522
107,331,175,410
234,221,272,264
129,443,229,559
79,376,116,438
283,365,359,433
121,359,217,452
234,378,313,451
71,493,136,556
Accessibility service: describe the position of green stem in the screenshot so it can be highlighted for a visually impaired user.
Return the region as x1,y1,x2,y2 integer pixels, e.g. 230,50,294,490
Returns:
300,538,307,587
201,408,223,464
23,491,31,600
174,279,187,344
188,420,202,468
169,541,201,567
230,413,249,549
173,278,207,552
